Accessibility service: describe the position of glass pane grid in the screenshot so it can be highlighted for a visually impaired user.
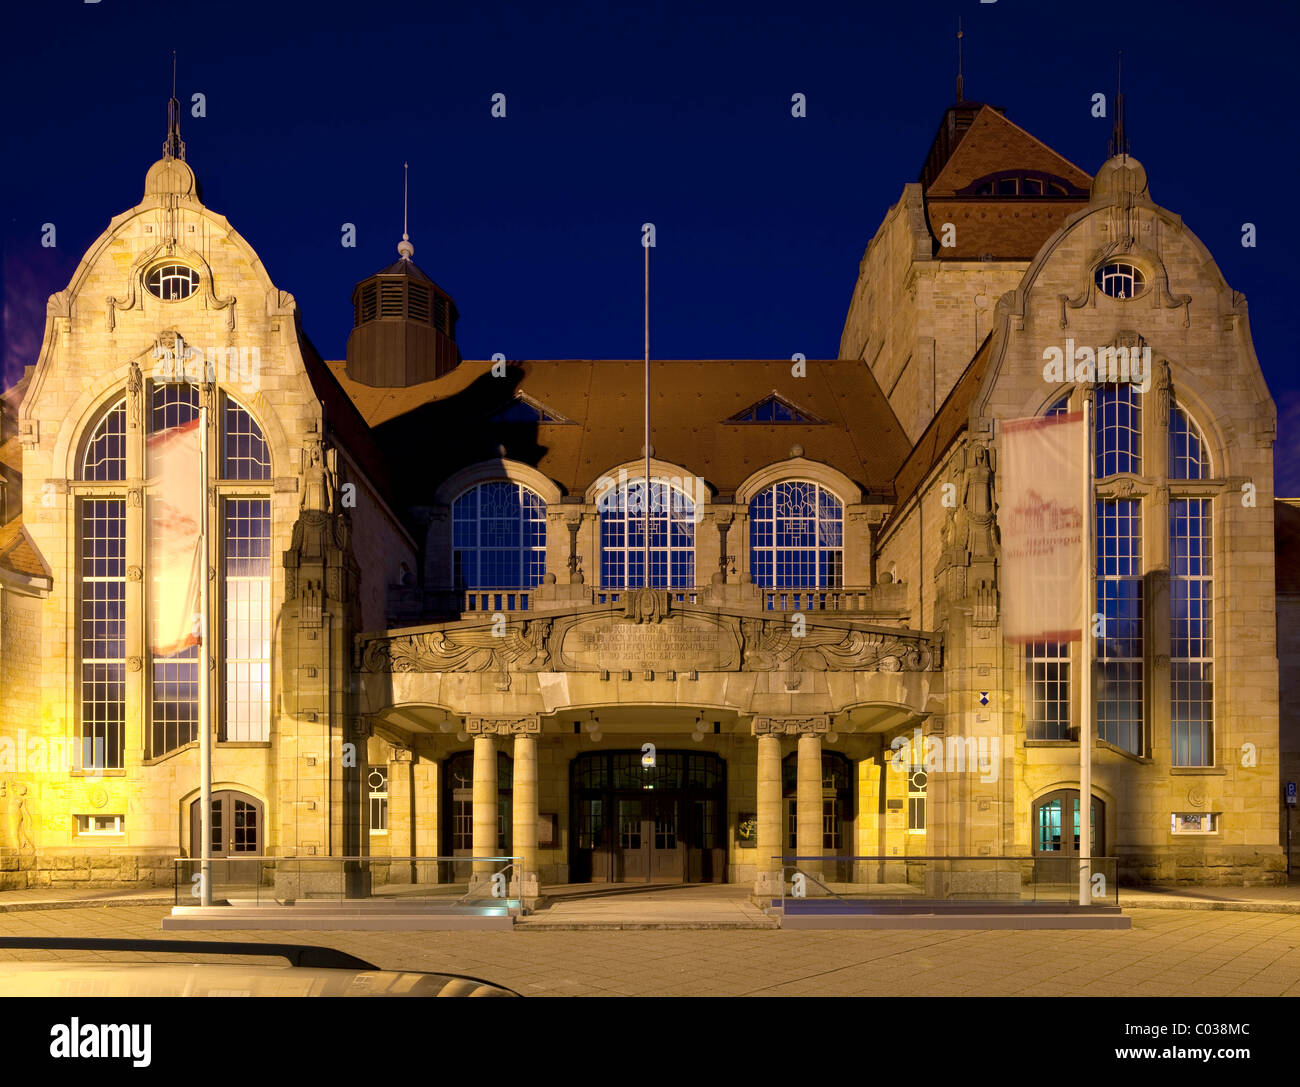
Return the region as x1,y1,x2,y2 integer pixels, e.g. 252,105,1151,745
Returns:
224,499,271,742
80,499,126,768
1096,500,1143,754
1171,498,1213,766
748,481,843,589
222,397,271,480
1096,384,1141,478
452,482,546,589
82,400,127,481
599,480,694,588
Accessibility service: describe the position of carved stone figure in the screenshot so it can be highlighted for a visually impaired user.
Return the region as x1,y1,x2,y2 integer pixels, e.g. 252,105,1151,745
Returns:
301,440,337,513
963,445,996,557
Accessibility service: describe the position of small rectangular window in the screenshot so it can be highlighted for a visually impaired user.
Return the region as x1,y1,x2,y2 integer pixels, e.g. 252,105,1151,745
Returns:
75,814,124,835
1022,178,1044,195
1171,812,1218,835
997,178,1019,195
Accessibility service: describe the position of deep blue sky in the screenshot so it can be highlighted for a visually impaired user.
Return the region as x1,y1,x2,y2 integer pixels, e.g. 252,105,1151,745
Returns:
3,1,1297,483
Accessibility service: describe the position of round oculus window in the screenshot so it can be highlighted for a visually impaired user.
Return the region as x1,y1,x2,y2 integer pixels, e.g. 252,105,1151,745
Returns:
145,263,200,301
1094,261,1146,300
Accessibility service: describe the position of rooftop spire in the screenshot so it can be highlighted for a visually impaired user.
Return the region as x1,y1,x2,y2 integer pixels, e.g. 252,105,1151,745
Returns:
163,50,186,161
955,18,964,102
1108,50,1128,160
397,161,414,260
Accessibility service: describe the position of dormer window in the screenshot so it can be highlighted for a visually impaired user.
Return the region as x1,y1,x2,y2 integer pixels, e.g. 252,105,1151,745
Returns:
145,262,199,301
1095,261,1146,300
962,171,1085,198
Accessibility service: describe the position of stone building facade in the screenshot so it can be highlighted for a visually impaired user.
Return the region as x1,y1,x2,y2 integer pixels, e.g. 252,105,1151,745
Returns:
0,95,1288,894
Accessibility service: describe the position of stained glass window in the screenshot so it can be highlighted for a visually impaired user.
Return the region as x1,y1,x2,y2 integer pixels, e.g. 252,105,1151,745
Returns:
748,481,843,588
452,481,547,589
599,480,694,589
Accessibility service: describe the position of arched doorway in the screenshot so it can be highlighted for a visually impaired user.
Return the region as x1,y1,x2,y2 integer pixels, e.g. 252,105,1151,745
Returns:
782,751,855,882
440,751,512,881
570,751,727,884
188,790,263,890
1031,789,1106,884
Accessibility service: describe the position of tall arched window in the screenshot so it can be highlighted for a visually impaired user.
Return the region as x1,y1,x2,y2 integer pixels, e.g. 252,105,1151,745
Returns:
748,481,843,588
451,481,546,589
1023,389,1214,763
599,479,695,588
78,397,129,768
76,384,273,767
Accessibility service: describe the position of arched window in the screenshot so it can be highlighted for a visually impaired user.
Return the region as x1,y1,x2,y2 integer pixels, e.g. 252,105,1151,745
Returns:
599,479,694,589
77,397,129,769
1094,382,1143,754
1031,790,1104,857
748,481,843,588
1169,406,1208,480
81,398,127,481
77,383,274,767
222,394,271,480
451,481,547,589
1096,383,1141,478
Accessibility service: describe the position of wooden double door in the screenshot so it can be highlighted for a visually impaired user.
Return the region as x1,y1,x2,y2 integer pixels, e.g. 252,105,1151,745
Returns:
570,751,727,883
613,793,684,882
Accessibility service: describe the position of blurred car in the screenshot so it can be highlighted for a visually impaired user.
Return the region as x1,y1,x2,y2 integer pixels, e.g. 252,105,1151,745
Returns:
0,938,519,997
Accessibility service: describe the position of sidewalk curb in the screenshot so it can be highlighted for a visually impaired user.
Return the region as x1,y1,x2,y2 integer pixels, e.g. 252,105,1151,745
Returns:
0,897,174,914
1119,897,1300,914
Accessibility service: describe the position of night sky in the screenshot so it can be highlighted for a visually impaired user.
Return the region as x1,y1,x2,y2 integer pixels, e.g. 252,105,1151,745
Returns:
3,0,1297,485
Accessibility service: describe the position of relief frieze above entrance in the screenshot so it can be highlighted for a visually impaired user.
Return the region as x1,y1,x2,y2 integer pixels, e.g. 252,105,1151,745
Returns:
359,603,941,675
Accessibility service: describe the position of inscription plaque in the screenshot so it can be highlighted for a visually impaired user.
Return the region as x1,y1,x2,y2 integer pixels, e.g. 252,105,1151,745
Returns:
559,615,739,671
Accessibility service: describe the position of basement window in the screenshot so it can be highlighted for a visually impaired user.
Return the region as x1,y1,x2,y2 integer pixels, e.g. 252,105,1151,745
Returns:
1170,812,1219,835
75,814,124,836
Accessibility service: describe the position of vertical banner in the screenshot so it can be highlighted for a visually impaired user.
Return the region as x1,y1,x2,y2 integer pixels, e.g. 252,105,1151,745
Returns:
999,411,1085,642
147,417,203,657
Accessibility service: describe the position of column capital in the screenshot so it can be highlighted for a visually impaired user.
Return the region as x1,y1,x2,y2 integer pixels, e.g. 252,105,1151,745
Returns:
466,715,541,736
752,715,829,737
388,745,412,763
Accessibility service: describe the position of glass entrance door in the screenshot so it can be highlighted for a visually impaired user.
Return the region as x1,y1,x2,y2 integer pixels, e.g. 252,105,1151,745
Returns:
616,797,647,880
189,791,262,893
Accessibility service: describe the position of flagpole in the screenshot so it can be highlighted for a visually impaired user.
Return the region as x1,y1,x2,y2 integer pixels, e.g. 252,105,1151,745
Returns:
198,398,213,907
643,240,650,589
1079,392,1093,907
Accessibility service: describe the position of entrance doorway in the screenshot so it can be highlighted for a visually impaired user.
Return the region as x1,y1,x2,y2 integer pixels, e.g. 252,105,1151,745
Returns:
188,790,263,890
1032,790,1105,884
570,751,727,883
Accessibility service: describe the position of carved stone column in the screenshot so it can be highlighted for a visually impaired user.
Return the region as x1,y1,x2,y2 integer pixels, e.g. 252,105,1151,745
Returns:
469,730,497,884
797,731,824,884
752,715,829,895
466,716,541,896
510,719,542,900
753,727,782,896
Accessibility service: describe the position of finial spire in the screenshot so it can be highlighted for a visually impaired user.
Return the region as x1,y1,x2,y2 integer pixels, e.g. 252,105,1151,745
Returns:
397,162,414,260
1109,50,1128,160
956,18,964,102
163,50,186,161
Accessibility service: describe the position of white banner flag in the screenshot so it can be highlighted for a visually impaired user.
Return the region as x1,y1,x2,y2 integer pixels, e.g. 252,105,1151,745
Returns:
147,417,203,657
999,411,1085,642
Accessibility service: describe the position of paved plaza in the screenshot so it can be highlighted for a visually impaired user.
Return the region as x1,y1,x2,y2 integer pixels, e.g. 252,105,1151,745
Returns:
1,898,1299,996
